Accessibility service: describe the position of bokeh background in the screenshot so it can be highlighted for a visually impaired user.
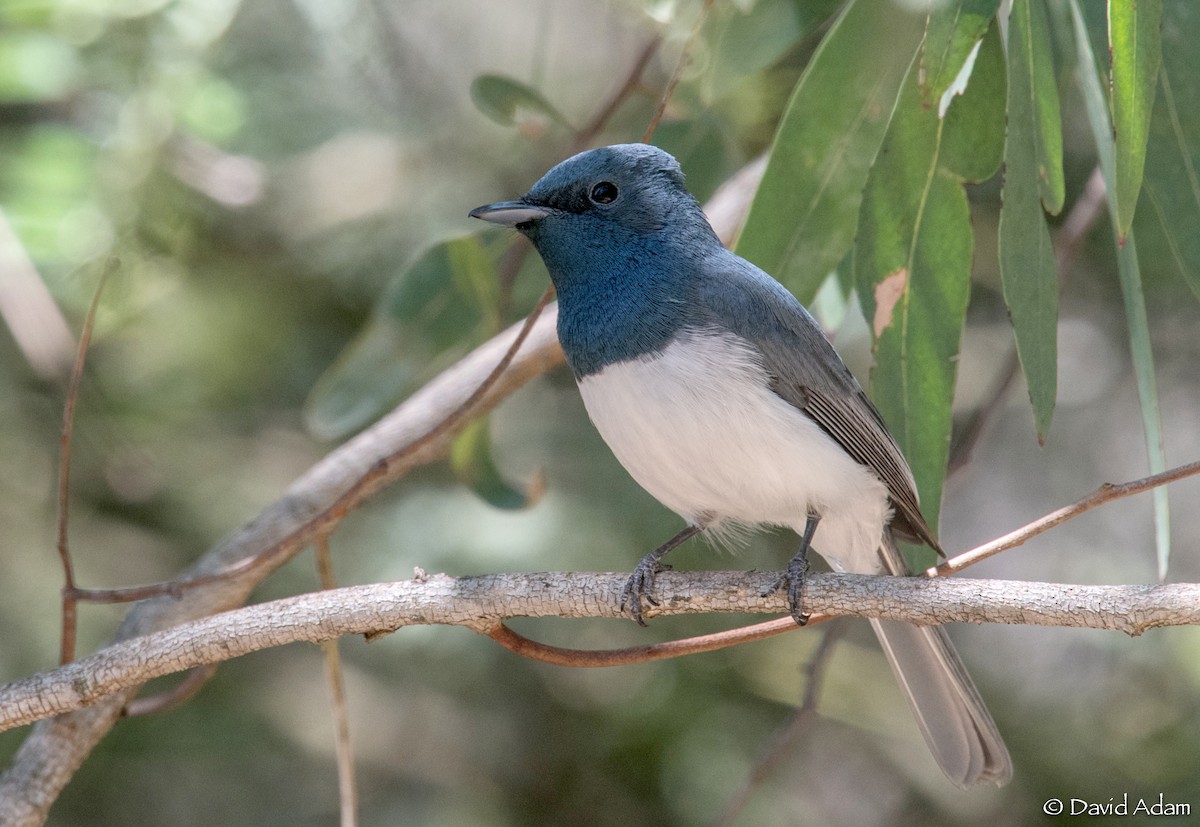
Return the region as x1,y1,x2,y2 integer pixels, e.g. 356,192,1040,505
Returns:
2,1,1199,825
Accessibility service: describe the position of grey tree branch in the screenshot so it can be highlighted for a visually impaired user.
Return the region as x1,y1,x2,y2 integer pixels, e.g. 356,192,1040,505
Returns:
1,571,1197,734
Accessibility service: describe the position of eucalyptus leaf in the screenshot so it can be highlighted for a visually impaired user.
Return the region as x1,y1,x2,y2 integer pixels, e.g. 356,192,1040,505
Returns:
1135,2,1200,301
1011,0,1066,214
998,0,1063,442
470,74,569,129
1108,0,1163,242
921,0,1002,112
734,0,926,304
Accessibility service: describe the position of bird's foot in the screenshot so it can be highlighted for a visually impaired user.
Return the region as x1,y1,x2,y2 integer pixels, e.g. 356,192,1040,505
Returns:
620,553,672,627
761,549,811,626
784,550,811,625
620,524,701,626
762,513,819,625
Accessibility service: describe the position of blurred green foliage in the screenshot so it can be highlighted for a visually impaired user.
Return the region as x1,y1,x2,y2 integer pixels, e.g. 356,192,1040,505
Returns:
2,1,1200,825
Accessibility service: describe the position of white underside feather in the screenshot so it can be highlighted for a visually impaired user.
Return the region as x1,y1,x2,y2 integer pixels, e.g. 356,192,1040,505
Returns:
577,328,891,574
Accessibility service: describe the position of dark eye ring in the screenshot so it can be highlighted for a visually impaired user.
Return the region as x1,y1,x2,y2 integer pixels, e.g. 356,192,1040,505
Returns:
589,181,619,204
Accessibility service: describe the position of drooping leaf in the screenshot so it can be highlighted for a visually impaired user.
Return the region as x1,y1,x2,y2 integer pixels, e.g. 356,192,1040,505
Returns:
1108,0,1163,242
1014,0,1067,214
998,0,1063,442
1135,2,1200,301
304,234,501,440
920,0,1002,114
855,17,1003,560
1071,0,1171,580
470,74,569,129
734,0,926,303
451,416,546,511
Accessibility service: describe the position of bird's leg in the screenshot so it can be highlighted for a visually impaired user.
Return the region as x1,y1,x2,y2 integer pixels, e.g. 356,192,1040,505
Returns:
763,512,820,625
621,524,702,626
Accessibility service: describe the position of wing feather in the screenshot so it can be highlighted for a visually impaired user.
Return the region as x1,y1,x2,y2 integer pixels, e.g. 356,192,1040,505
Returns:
691,251,942,554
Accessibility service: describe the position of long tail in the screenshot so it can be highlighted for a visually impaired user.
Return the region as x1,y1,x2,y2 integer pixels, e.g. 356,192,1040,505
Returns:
868,533,1012,787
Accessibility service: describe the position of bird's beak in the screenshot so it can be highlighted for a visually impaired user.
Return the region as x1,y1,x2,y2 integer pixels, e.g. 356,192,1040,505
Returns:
469,200,553,227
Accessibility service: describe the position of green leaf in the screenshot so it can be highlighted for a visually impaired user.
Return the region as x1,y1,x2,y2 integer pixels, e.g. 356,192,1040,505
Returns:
1011,0,1066,214
1135,3,1200,301
469,74,569,129
451,417,545,511
854,36,1000,555
998,0,1062,441
920,0,1002,114
1071,0,1171,579
940,19,1006,182
304,234,499,440
734,0,926,303
1108,0,1162,242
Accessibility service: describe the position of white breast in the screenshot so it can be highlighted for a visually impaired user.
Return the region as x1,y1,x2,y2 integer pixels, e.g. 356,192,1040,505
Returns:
577,329,891,573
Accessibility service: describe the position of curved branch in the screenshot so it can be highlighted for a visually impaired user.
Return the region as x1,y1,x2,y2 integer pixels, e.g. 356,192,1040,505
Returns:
930,459,1200,576
484,615,801,667
1,570,1197,733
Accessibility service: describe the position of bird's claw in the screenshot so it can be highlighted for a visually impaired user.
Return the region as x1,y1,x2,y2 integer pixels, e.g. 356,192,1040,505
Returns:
620,558,672,626
762,551,811,625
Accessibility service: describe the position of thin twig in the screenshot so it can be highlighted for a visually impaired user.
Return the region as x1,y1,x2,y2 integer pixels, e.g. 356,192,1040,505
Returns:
930,458,1200,576
316,534,357,827
57,257,117,664
485,616,800,667
230,282,555,562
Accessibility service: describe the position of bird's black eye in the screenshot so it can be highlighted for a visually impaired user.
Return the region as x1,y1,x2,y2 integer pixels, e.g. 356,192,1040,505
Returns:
589,181,619,205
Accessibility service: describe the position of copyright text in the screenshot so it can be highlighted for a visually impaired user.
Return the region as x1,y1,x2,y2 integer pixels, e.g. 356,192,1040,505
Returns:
1043,794,1190,817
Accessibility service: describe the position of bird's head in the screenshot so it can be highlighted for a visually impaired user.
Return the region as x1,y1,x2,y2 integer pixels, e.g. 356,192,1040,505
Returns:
469,144,712,254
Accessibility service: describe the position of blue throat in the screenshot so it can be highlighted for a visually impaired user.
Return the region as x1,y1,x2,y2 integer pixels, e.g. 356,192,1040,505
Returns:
530,223,688,378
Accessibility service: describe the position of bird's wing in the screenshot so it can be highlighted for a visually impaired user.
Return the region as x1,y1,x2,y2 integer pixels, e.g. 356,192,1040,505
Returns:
691,253,941,554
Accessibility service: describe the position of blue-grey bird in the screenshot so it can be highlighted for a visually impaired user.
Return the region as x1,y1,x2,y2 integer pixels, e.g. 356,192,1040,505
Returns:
470,143,1011,787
